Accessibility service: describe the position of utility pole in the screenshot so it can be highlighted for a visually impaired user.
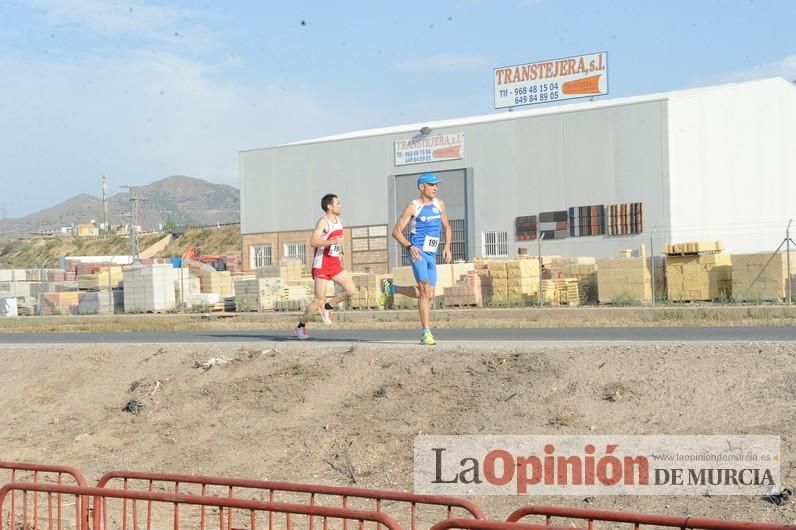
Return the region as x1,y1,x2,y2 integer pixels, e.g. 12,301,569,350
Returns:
122,185,146,262
102,174,109,233
650,226,657,306
537,232,545,308
788,219,793,306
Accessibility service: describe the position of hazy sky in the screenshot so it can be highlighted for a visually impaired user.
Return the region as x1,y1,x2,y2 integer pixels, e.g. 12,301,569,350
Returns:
1,0,794,218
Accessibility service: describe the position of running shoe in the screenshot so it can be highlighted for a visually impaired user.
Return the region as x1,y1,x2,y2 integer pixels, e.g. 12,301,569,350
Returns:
379,279,393,306
294,325,309,340
420,330,437,345
320,306,333,325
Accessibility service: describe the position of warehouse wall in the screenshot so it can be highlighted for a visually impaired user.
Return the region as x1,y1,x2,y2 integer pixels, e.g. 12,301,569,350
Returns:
241,98,671,260
667,78,796,253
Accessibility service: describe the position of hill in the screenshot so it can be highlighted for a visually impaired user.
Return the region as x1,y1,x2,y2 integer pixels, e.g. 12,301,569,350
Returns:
0,175,239,236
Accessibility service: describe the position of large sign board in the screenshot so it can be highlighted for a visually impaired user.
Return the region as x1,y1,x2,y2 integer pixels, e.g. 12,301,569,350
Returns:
494,52,608,109
394,133,464,166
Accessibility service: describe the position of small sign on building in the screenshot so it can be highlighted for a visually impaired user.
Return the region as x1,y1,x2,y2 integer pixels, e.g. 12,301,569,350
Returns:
494,52,608,109
394,133,464,166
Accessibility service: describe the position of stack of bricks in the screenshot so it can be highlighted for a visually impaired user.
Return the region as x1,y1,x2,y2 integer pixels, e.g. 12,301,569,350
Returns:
350,273,392,309
665,241,730,301
256,259,303,283
731,252,796,301
77,266,123,290
664,240,723,255
200,270,234,298
596,257,654,304
273,285,312,311
232,276,277,311
38,291,81,315
548,257,597,303
443,270,483,307
553,278,581,305
486,259,540,306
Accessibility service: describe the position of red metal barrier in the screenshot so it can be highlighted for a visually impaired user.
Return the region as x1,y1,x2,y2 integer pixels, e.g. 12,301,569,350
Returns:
431,519,567,530
0,462,89,530
96,470,485,530
0,482,403,530
507,504,796,530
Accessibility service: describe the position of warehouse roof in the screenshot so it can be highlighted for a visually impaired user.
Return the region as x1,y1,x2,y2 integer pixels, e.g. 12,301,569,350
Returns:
244,77,793,151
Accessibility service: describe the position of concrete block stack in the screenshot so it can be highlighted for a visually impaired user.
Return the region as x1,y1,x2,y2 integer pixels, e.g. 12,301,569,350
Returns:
256,259,303,283
484,259,540,306
123,263,176,312
443,270,483,306
350,273,392,309
596,257,653,304
77,266,123,290
174,268,201,307
731,251,796,301
38,292,81,315
553,278,581,305
665,241,731,301
78,290,124,315
548,257,598,303
201,270,234,298
233,276,276,311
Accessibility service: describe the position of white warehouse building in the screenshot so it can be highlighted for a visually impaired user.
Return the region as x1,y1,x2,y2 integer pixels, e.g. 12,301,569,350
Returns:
239,77,796,273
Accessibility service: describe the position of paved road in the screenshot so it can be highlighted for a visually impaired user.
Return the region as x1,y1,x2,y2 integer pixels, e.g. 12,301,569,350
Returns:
1,326,796,344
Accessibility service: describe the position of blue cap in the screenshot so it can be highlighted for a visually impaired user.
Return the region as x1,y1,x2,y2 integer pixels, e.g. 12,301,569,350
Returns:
417,173,441,186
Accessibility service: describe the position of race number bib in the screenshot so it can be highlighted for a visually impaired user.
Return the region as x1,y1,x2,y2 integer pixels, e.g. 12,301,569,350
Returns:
422,236,439,253
328,244,342,257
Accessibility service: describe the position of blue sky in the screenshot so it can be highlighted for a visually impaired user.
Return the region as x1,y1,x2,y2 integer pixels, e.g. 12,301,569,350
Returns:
1,0,794,218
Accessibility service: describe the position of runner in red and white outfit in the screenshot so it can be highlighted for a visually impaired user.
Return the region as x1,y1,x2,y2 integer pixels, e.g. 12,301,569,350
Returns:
294,194,356,340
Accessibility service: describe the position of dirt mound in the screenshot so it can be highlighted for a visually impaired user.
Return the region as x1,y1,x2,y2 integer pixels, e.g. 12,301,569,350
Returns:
0,341,793,523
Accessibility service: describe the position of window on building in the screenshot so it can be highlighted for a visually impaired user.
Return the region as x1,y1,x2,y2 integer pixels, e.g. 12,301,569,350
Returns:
482,231,508,257
284,241,307,265
251,244,272,268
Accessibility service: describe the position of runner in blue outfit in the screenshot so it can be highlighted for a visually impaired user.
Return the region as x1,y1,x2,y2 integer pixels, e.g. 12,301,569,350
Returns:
381,173,452,345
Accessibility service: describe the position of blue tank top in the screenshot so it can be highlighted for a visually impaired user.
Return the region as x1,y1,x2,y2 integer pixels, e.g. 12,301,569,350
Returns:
409,198,442,253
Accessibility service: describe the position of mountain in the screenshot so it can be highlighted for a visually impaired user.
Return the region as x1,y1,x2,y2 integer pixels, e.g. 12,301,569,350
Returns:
0,176,239,236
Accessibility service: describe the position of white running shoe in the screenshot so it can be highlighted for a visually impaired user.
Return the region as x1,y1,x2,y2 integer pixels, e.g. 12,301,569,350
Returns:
320,306,333,325
294,325,309,340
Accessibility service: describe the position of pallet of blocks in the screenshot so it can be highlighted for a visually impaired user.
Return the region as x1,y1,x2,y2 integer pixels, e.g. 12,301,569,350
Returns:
273,284,312,312
78,290,124,315
664,240,723,255
443,270,483,307
256,259,303,283
174,268,201,307
484,259,539,306
596,257,654,304
77,266,123,290
233,276,274,311
549,257,597,303
201,270,234,298
350,273,392,309
553,278,581,306
38,291,81,315
666,249,731,302
390,266,419,309
731,251,796,301
123,263,177,313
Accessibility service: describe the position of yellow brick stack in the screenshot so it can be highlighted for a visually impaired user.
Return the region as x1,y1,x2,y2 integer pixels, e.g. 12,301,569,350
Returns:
665,241,730,301
731,252,796,301
77,266,123,290
596,258,653,304
200,270,234,298
443,270,483,306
